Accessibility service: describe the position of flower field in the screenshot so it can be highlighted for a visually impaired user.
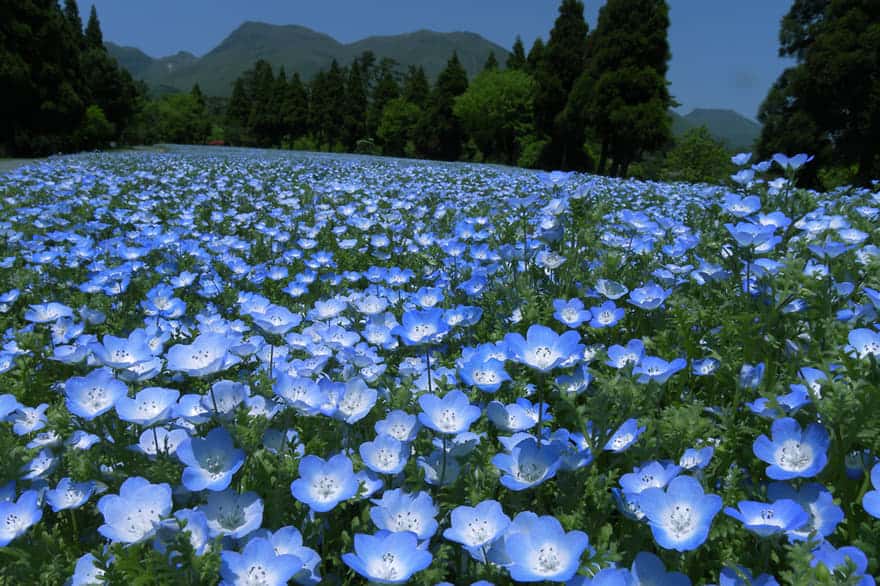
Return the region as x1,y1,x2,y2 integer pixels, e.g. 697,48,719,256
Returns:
1,146,879,584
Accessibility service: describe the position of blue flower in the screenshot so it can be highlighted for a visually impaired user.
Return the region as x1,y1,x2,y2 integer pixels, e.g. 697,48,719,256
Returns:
220,537,302,586
0,490,42,546
862,463,880,519
10,403,48,436
679,447,714,471
553,298,591,328
392,308,450,346
604,419,646,452
250,304,302,335
115,386,179,426
97,477,172,544
504,324,583,372
374,410,420,443
291,453,359,512
342,531,433,584
846,328,880,359
638,476,722,551
201,490,264,539
721,193,761,217
369,489,438,540
631,551,691,585
64,368,128,420
809,542,873,586
263,525,322,584
752,417,829,479
487,398,548,432
70,553,106,586
628,283,672,311
360,434,409,476
606,339,645,369
418,390,481,435
492,511,590,582
166,333,240,377
443,500,510,562
45,477,95,512
89,330,153,369
619,461,681,494
718,566,779,586
767,482,844,540
725,222,776,249
492,437,562,491
178,427,246,492
459,356,510,393
589,301,625,328
632,357,686,384
723,499,809,537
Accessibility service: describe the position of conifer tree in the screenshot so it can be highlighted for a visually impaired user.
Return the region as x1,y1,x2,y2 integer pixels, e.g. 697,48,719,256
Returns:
507,36,527,70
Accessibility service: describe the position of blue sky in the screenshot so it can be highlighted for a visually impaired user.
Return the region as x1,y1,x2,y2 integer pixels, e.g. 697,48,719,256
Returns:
79,0,794,119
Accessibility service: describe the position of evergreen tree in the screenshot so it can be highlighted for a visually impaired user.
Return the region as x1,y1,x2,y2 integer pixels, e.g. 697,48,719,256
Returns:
416,52,469,160
526,38,545,74
282,73,309,140
507,36,527,70
225,77,252,145
84,5,103,48
576,0,674,176
63,0,84,48
343,61,368,150
402,66,430,107
534,0,590,169
367,58,400,138
247,60,278,146
191,84,206,110
483,52,499,71
309,60,347,149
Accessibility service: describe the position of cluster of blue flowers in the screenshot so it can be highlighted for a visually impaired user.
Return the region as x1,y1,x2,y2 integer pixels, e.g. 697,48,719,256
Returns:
0,146,878,584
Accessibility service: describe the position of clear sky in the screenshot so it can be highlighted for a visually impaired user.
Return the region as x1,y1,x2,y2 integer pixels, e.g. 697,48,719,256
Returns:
78,0,794,120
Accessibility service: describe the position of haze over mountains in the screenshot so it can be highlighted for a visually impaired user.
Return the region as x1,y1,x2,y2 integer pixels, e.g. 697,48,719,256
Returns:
107,21,762,151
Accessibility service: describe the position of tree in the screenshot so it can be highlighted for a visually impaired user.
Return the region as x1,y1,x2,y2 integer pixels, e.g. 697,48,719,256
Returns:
453,69,537,165
575,0,674,176
526,38,545,74
377,98,421,157
279,72,309,142
508,36,527,70
84,5,103,48
225,77,252,144
663,126,733,184
402,66,430,107
416,52,469,160
483,52,499,71
247,60,278,146
343,61,368,149
367,58,400,138
533,0,590,169
309,60,347,149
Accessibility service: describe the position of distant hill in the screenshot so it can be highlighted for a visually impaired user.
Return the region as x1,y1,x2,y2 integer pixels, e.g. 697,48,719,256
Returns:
107,21,510,97
671,108,761,152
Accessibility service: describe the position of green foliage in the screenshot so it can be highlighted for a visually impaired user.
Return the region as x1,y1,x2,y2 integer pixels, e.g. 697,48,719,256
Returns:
415,53,469,161
76,105,115,150
663,126,734,184
453,69,537,165
377,98,421,157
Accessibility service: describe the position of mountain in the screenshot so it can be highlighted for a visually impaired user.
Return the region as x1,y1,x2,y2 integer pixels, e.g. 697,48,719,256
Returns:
107,22,510,97
672,108,761,151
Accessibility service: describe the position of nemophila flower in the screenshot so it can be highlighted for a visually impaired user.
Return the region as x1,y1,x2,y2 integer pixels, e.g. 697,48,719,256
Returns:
134,426,189,457
504,324,583,372
370,489,438,540
0,490,42,546
692,357,720,376
772,152,813,171
418,390,481,435
725,222,776,249
767,482,844,540
360,434,409,476
459,355,511,393
809,542,873,586
178,427,246,492
97,477,172,544
220,537,302,586
67,430,101,451
166,333,240,377
417,449,462,486
798,366,827,395
722,193,761,217
10,403,48,436
846,328,880,359
589,301,625,329
251,304,302,336
638,475,722,551
163,509,211,557
633,356,686,384
492,437,562,491
606,339,645,369
45,477,95,512
487,398,549,433
604,418,646,452
64,368,127,420
746,386,811,419
862,463,880,518
24,302,74,323
718,566,779,586
291,453,359,513
200,490,264,539
115,386,179,426
70,553,106,586
619,461,682,494
375,410,420,443
202,379,250,418
556,363,593,396
491,511,590,582
342,530,432,584
89,330,153,369
752,417,829,480
679,447,714,471
260,525,321,584
629,551,691,586
723,499,809,537
392,308,450,346
552,298,591,328
443,500,510,561
328,377,377,424
628,283,672,311
738,362,765,389
595,279,629,300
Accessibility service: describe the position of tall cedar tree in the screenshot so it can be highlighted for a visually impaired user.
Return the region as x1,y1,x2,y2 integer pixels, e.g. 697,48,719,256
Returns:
225,77,252,145
309,60,347,148
483,52,499,71
247,60,278,146
402,66,430,107
526,38,545,74
761,0,879,185
508,37,527,70
574,0,674,176
367,59,400,139
416,52,469,160
280,72,309,141
343,62,368,150
534,0,590,170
